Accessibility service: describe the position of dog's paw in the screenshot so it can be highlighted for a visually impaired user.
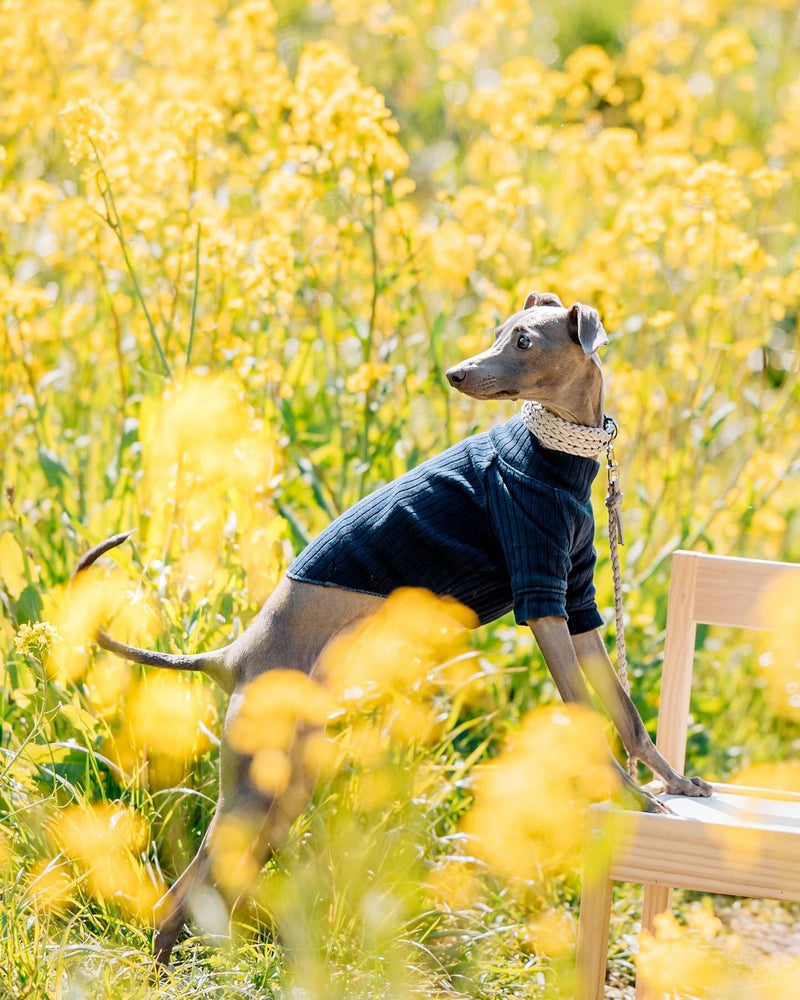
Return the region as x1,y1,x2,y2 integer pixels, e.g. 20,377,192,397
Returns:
664,774,713,798
621,782,673,815
640,789,673,814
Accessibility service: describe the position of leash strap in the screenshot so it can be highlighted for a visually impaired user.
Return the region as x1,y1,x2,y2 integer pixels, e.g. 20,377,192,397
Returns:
520,402,638,778
603,417,637,777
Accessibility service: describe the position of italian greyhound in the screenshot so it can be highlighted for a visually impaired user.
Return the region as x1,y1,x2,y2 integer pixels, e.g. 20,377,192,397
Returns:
75,292,711,965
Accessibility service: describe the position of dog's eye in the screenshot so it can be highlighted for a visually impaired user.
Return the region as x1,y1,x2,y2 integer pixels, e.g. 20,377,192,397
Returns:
516,333,532,350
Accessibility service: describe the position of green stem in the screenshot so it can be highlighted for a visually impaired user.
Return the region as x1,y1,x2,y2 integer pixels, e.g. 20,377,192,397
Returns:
186,223,201,368
91,147,171,378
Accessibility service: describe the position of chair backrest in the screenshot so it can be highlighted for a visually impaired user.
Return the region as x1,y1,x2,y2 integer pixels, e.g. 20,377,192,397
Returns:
656,550,800,772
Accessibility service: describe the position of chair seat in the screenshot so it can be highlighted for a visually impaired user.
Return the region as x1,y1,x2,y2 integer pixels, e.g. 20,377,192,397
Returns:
591,790,800,902
658,789,800,832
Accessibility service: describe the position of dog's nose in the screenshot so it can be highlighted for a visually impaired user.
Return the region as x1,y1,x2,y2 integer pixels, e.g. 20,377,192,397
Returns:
447,367,467,386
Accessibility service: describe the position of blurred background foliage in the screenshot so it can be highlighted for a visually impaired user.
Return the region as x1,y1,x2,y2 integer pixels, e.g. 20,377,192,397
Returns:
2,0,800,995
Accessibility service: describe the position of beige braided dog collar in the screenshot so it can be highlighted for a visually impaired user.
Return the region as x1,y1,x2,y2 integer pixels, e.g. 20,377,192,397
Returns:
520,399,614,458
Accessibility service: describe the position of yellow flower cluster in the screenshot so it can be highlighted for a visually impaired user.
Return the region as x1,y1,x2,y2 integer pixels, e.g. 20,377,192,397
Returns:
13,621,61,657
461,704,618,879
228,669,334,796
57,98,117,165
223,589,478,805
638,907,800,999
48,803,165,920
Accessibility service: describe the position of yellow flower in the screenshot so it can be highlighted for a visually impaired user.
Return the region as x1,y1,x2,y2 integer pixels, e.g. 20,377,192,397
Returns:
345,361,392,394
250,747,292,796
27,859,75,915
14,621,61,657
228,670,333,758
461,705,618,879
54,803,164,920
467,57,559,144
287,41,408,177
126,673,217,761
756,573,800,721
428,220,476,290
705,25,757,76
322,588,476,710
45,570,159,684
58,98,117,164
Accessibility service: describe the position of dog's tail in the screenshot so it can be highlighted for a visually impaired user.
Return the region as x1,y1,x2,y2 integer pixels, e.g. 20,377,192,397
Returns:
73,531,231,687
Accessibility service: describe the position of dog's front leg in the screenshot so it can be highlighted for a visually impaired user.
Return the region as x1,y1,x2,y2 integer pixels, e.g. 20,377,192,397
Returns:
571,628,711,798
528,617,667,813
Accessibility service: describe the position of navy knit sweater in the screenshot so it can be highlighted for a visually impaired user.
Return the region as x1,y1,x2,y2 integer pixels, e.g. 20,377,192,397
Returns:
287,414,605,635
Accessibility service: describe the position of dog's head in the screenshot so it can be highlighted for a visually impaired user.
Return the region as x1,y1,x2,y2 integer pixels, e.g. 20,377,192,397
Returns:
445,292,607,411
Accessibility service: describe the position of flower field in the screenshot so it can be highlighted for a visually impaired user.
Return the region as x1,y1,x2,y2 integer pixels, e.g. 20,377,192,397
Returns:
2,0,800,996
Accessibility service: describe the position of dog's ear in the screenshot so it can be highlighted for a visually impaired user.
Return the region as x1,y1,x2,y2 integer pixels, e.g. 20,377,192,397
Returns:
524,291,564,310
568,303,609,355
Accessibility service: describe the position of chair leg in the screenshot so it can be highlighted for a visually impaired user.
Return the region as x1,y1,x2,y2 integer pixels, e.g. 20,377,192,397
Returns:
634,884,673,1000
575,872,613,1000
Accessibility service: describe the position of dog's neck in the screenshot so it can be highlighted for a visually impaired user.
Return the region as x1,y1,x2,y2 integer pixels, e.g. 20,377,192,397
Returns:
520,401,613,458
534,401,603,427
525,356,605,428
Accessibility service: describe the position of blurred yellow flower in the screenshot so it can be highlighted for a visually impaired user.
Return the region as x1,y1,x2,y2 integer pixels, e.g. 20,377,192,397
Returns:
27,859,75,915
756,572,800,721
127,672,217,761
461,704,618,879
209,814,262,895
139,373,281,505
637,908,741,997
0,532,28,595
425,858,481,911
705,26,757,76
84,655,132,718
58,98,117,164
520,907,574,958
428,221,476,290
250,747,292,796
54,803,164,920
322,588,476,709
45,570,159,684
228,669,334,779
732,760,800,793
287,41,408,177
346,361,392,394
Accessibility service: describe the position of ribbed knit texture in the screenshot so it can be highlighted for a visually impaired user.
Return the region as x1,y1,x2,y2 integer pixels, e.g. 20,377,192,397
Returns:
287,414,604,634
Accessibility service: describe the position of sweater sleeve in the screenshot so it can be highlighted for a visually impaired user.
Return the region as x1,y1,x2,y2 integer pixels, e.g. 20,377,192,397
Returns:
564,513,604,635
487,464,571,626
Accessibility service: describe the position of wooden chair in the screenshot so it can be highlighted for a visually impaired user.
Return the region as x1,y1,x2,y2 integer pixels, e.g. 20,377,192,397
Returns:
575,550,800,1000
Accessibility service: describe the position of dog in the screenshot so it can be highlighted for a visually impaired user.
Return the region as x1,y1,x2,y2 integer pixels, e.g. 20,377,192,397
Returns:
74,292,711,964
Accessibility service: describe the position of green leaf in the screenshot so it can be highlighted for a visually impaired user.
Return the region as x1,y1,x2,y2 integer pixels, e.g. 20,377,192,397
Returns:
38,446,71,488
24,743,76,765
15,584,43,625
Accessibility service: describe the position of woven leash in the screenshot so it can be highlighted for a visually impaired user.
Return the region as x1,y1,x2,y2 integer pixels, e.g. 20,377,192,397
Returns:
521,402,637,777
602,419,637,778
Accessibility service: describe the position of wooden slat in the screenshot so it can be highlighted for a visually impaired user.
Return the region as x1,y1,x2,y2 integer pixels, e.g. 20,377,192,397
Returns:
599,809,800,901
691,552,800,630
575,867,613,1000
709,782,800,803
641,884,671,933
655,551,698,771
